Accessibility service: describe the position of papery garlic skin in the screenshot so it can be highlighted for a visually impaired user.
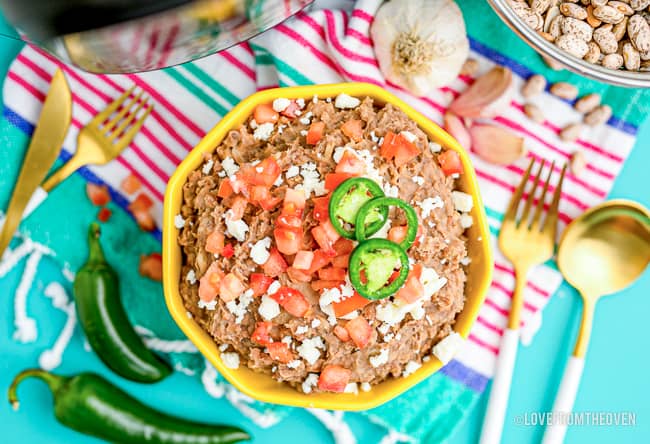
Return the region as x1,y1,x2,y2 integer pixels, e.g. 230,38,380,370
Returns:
371,0,469,95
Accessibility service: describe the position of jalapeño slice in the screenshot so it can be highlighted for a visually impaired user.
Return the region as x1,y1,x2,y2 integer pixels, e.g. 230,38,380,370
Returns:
329,177,388,239
355,197,419,250
349,238,409,300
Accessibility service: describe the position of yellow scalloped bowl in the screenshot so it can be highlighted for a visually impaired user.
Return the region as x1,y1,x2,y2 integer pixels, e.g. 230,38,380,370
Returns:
163,83,493,410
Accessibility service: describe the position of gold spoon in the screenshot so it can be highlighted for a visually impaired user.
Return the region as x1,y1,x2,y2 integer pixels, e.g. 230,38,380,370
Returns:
543,200,650,444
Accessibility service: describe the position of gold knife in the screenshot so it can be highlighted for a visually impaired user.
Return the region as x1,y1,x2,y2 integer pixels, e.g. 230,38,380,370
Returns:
0,69,72,257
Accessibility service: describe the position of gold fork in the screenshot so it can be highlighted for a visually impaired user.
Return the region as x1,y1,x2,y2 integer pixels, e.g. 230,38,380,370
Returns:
480,158,567,444
42,86,153,192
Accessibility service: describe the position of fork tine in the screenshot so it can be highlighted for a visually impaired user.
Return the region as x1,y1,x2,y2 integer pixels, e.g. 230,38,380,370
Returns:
503,157,535,223
542,163,567,234
108,97,149,142
115,103,153,150
530,160,554,230
518,159,545,227
103,89,144,135
91,86,135,126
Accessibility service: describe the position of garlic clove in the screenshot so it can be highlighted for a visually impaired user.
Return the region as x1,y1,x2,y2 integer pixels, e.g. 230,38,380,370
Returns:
444,112,472,151
448,66,514,118
470,124,526,165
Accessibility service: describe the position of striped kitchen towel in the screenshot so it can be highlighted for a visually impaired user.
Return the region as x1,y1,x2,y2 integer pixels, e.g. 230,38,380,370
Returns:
2,0,648,442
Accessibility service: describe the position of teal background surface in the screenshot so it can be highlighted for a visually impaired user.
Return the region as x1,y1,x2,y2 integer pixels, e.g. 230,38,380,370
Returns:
0,10,649,444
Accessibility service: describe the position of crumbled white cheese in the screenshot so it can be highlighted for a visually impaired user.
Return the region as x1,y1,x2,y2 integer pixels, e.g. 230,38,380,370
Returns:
304,111,313,119
383,333,394,343
281,336,293,345
423,355,431,362
286,165,300,178
451,191,473,213
277,124,286,135
185,270,196,285
221,157,240,177
326,97,332,103
202,159,214,175
369,349,389,367
221,352,240,369
320,287,343,306
334,93,361,109
287,360,302,369
226,289,254,324
267,280,281,295
311,319,321,328
198,299,217,310
254,122,275,141
186,311,193,319
255,166,264,173
296,163,326,196
400,131,417,143
376,298,427,326
383,183,399,198
299,116,311,125
425,315,433,325
273,174,283,187
460,256,471,266
296,325,309,335
250,119,258,129
321,303,337,326
312,95,319,104
429,142,442,153
223,211,249,241
217,170,227,178
302,373,319,393
300,129,308,137
258,295,280,320
250,237,272,265
412,176,425,186
377,323,391,335
360,382,372,392
296,98,305,109
273,98,291,112
460,213,473,229
451,173,460,179
340,310,358,320
174,214,186,229
344,383,359,395
219,343,229,352
433,332,464,364
417,196,444,219
440,259,448,265
369,130,378,143
297,337,325,365
420,266,448,298
410,305,425,320
402,360,421,377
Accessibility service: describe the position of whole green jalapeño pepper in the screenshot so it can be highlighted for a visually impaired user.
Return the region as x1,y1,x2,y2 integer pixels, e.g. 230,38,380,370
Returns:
8,369,249,444
74,223,171,383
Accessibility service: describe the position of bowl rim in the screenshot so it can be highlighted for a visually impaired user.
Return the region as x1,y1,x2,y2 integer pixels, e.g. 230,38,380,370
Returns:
163,82,494,410
488,0,650,88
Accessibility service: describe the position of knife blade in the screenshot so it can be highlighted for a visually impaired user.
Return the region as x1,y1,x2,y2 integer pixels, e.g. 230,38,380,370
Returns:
0,68,72,257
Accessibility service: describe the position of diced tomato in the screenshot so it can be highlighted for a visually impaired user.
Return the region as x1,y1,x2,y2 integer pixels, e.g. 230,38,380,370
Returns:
250,273,274,297
332,254,350,269
380,131,420,167
388,226,408,245
333,238,354,256
198,263,224,302
226,196,248,221
280,100,301,118
263,248,288,277
438,150,463,176
139,253,162,281
86,183,111,206
276,214,303,230
312,195,331,222
395,274,425,304
132,208,156,232
341,119,364,142
318,267,347,281
240,157,281,188
270,286,310,317
318,365,351,393
293,251,314,270
306,121,325,145
129,193,153,212
97,207,112,223
344,316,372,349
307,250,332,274
320,220,341,251
251,321,273,345
311,282,344,294
413,224,424,247
332,292,370,317
250,186,281,211
335,151,366,175
411,264,423,280
267,342,294,363
286,266,312,283
311,226,336,256
259,196,282,211
324,173,356,192
253,103,279,124
205,231,225,255
219,273,245,302
333,325,350,342
284,188,306,211
274,227,303,255
120,174,141,195
217,179,234,198
221,244,235,258
229,176,249,197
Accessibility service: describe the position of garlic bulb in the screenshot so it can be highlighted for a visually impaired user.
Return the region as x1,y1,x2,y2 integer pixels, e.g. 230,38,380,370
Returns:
371,0,469,95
